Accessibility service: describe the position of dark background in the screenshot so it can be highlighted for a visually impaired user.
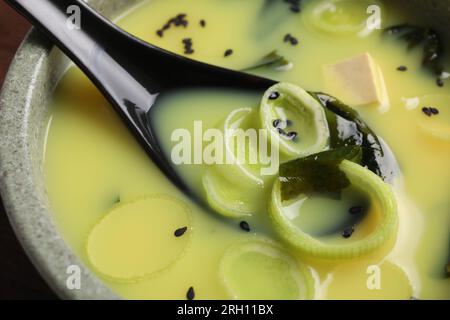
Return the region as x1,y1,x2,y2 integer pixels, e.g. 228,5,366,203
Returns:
0,1,57,300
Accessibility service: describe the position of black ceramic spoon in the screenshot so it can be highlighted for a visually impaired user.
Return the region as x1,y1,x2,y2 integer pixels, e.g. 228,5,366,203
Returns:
6,0,276,202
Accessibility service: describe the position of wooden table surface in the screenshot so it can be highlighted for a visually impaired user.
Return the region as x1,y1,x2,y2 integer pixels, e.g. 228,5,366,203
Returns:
0,1,58,300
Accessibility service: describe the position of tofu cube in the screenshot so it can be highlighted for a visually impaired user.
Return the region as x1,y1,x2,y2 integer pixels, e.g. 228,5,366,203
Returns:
323,53,389,108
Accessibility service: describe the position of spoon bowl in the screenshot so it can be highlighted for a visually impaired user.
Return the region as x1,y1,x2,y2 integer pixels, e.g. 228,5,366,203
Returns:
6,0,276,203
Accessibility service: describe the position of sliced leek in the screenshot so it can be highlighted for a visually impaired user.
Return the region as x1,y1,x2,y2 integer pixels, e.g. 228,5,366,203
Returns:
86,196,191,281
269,160,398,260
219,239,315,300
217,107,269,187
202,107,274,218
304,0,383,36
202,168,260,218
260,83,330,159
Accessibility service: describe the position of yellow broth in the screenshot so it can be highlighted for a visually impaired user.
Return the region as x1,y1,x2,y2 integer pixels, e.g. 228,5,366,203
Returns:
44,0,450,299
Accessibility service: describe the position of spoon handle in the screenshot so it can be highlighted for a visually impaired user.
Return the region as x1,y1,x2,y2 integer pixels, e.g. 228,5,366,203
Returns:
6,0,194,194
6,0,156,108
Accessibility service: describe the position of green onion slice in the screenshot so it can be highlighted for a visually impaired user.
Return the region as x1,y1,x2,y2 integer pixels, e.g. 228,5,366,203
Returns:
202,168,259,218
260,83,330,159
269,160,398,260
304,0,383,36
219,239,315,299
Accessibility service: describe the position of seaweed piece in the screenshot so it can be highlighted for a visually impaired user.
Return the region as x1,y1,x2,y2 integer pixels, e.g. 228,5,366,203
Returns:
400,29,427,50
385,23,415,35
241,50,292,72
423,30,444,75
384,24,447,83
279,146,362,201
309,92,397,182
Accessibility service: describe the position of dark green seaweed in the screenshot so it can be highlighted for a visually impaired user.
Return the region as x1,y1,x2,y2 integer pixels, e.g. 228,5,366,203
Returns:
279,146,363,201
385,24,446,81
310,92,397,182
241,50,291,72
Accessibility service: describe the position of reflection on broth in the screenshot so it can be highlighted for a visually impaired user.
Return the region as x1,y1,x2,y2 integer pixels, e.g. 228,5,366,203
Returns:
44,0,450,299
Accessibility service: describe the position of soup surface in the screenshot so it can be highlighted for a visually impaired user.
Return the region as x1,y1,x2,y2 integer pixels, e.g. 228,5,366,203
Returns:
45,0,450,299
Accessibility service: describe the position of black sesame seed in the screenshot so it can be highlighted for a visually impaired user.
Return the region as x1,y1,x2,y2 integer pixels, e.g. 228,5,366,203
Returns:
422,107,433,117
422,107,432,117
277,128,285,135
437,78,444,87
349,206,363,215
284,0,302,13
239,221,251,232
286,120,292,126
397,66,408,72
269,91,280,100
182,38,194,55
273,119,282,128
224,49,233,57
157,13,189,37
342,226,355,239
200,19,206,27
284,33,292,43
285,131,298,140
174,14,188,27
186,286,195,300
430,107,440,115
284,33,298,46
174,226,188,237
